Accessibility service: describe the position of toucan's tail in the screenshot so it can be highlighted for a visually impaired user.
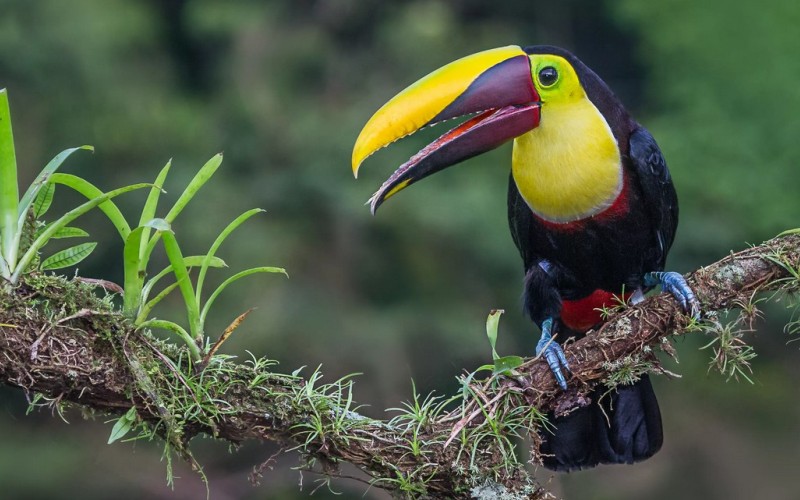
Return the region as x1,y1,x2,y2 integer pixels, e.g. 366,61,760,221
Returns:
539,375,663,472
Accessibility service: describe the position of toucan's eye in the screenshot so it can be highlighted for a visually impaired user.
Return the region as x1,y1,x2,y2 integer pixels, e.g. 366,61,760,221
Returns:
538,66,558,87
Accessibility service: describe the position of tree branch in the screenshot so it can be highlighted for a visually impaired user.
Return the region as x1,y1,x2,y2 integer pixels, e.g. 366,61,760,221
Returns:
0,233,798,499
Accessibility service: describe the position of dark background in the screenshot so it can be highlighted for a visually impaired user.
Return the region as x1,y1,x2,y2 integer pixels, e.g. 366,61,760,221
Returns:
1,0,799,498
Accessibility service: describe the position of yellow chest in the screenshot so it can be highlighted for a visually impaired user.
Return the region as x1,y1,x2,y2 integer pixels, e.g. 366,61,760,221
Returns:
511,98,623,223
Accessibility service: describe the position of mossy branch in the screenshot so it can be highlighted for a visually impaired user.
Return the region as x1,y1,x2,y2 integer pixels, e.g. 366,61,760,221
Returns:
0,233,798,499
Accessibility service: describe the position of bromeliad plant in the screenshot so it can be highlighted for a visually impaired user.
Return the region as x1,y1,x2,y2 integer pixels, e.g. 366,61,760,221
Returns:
0,88,148,284
1,88,284,362
121,155,287,361
49,149,286,361
53,151,286,362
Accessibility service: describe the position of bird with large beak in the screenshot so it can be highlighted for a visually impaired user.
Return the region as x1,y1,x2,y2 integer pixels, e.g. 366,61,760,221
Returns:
352,45,699,471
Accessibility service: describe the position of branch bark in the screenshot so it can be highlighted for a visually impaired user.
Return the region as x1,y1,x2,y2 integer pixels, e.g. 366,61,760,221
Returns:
0,233,798,499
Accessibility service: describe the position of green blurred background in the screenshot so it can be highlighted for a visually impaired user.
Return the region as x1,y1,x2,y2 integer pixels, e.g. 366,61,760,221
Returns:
1,0,799,498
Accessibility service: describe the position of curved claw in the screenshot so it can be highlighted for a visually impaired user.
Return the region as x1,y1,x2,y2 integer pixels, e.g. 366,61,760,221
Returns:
535,318,570,390
645,271,701,320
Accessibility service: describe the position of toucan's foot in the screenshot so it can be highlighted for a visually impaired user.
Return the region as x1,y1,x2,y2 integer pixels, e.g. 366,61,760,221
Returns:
536,317,570,390
644,271,701,319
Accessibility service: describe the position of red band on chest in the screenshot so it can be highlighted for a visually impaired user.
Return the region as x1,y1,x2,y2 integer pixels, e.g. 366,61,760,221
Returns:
561,289,632,332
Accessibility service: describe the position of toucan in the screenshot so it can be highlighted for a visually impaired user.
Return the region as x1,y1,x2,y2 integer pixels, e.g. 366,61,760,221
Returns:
351,45,699,471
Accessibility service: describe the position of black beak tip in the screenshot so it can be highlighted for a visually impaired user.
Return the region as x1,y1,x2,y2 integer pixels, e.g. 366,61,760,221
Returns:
368,194,383,215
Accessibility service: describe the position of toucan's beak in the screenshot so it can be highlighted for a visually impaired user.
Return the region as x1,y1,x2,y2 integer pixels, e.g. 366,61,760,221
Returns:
352,45,541,213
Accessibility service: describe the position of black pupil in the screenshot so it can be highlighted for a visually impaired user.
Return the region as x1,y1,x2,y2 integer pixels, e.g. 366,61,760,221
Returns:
539,67,558,86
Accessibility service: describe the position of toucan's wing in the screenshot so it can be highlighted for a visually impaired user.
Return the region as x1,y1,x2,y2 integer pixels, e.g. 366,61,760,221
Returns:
628,127,679,270
507,174,540,270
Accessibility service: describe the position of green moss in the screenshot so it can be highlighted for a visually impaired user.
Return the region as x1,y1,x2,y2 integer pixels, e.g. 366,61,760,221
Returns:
602,354,656,389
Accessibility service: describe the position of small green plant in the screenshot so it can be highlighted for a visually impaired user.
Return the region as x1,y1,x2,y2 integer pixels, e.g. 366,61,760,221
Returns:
601,354,658,389
385,385,459,447
131,157,286,361
138,213,286,361
45,156,228,320
0,89,148,284
108,407,138,444
700,318,756,383
482,309,524,376
1,89,285,364
40,147,287,361
120,155,224,319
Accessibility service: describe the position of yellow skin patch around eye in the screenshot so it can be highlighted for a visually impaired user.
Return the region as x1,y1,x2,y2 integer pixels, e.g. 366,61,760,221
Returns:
512,55,622,223
352,45,527,176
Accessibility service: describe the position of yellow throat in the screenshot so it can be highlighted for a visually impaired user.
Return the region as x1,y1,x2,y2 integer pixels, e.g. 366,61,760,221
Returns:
511,96,622,223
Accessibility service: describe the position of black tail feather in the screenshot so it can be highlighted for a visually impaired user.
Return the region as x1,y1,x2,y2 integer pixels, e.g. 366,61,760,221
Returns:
539,375,663,472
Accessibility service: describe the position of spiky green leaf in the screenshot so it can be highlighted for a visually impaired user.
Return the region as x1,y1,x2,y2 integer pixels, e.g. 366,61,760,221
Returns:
140,255,227,308
196,208,264,304
12,183,150,283
108,406,138,444
141,154,224,269
492,355,525,376
40,242,97,271
18,146,93,226
143,217,170,232
123,227,146,317
486,309,504,361
50,226,89,239
0,89,19,277
139,160,171,227
200,266,288,325
184,255,226,268
33,182,55,218
50,173,131,240
138,161,171,265
164,153,223,223
160,230,201,344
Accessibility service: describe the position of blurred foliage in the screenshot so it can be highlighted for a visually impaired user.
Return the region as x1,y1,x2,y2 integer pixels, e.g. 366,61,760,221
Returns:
0,0,798,498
